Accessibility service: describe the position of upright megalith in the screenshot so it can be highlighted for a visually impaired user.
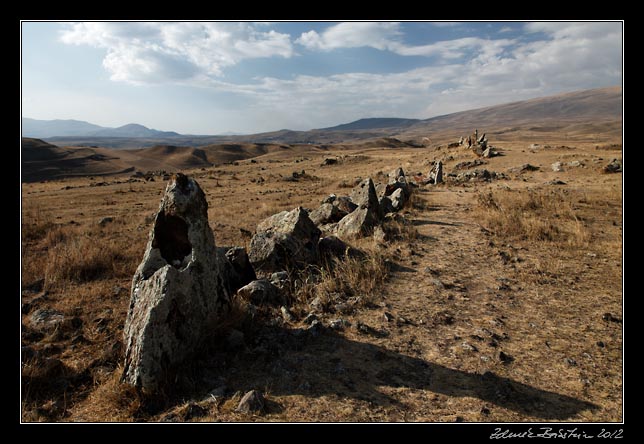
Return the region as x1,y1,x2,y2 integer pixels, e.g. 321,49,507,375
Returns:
248,207,321,275
122,173,229,393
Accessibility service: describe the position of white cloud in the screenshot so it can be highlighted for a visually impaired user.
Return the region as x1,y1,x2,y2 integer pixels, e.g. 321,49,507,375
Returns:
210,22,622,130
296,22,515,62
59,22,294,83
296,22,402,51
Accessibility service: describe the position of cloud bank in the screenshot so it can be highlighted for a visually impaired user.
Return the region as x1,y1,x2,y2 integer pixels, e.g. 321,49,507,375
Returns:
58,21,622,130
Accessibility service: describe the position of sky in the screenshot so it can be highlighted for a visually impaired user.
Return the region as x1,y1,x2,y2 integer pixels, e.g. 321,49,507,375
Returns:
21,21,623,135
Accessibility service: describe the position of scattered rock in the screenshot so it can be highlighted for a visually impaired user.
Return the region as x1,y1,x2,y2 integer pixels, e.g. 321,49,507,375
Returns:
122,174,229,393
237,280,283,306
546,179,567,185
236,390,265,414
565,357,577,366
332,196,358,214
602,312,622,323
270,271,290,288
454,159,487,170
249,207,321,274
603,158,622,173
303,313,318,325
596,341,605,348
461,342,478,352
384,312,394,322
329,318,351,330
379,195,394,215
280,306,295,322
336,205,380,239
98,216,114,227
29,308,65,329
321,158,338,166
499,351,514,364
551,162,564,172
567,160,582,167
309,203,347,226
508,164,539,174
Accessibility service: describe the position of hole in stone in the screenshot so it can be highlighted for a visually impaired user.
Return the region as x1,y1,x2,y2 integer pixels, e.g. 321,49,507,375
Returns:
152,212,192,267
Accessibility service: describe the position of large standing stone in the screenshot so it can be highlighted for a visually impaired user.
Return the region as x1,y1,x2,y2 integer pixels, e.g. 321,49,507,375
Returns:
122,174,229,393
248,207,321,274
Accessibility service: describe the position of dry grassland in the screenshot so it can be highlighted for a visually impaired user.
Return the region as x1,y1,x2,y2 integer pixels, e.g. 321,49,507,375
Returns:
21,139,622,422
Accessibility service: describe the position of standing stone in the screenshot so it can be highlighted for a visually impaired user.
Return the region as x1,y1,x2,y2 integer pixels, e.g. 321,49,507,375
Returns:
248,207,321,274
349,178,380,214
122,174,229,393
429,161,443,184
390,188,405,211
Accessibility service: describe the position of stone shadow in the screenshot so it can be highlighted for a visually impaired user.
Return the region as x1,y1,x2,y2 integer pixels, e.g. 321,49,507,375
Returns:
182,324,598,421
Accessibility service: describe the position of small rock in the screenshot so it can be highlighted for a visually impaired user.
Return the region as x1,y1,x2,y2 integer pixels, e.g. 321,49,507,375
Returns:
499,351,514,364
461,342,478,352
383,312,394,322
280,306,295,322
303,313,318,325
329,318,351,330
481,407,491,415
237,280,283,306
596,341,605,348
603,158,622,173
98,216,114,227
184,403,207,419
602,312,622,323
551,162,564,172
236,390,265,413
207,385,227,399
565,357,577,366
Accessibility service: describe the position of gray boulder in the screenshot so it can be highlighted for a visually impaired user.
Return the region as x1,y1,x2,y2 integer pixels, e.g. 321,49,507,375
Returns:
336,205,380,239
603,158,622,173
390,188,405,211
236,390,265,413
349,178,380,214
308,203,347,226
551,162,564,172
122,174,229,393
248,207,321,274
237,279,283,306
333,196,358,214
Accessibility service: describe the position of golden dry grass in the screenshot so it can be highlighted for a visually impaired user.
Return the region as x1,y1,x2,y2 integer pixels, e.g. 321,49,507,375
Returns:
21,137,622,423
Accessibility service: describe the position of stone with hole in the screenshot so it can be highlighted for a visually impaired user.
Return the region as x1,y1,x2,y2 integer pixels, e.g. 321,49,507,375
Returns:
122,173,230,393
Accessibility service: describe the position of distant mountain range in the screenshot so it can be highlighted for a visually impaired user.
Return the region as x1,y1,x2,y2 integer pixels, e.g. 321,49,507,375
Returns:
22,118,182,139
22,86,622,149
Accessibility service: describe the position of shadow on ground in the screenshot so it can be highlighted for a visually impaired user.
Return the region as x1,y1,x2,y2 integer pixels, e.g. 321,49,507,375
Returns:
168,323,597,421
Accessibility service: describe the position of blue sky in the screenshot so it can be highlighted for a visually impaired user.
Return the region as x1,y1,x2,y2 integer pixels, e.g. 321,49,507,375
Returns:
21,21,622,135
